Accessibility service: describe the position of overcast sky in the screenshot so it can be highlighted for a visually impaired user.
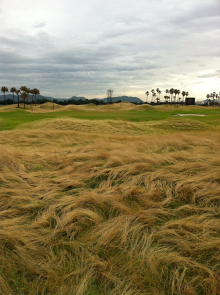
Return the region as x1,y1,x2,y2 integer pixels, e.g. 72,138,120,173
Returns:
1,0,220,101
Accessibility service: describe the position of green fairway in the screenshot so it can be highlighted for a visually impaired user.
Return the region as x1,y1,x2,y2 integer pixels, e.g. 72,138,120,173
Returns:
0,105,220,131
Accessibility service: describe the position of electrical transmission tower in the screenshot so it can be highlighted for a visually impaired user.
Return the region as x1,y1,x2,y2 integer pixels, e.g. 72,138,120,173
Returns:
107,89,114,103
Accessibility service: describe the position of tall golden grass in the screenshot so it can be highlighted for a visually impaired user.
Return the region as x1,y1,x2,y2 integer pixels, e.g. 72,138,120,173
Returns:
0,102,217,113
0,102,152,113
19,117,212,135
0,118,220,294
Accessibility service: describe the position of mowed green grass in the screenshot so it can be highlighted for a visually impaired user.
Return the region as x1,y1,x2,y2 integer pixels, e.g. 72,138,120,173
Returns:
0,105,220,131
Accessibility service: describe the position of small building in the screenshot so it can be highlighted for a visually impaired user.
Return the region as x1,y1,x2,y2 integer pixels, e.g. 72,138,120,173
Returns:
185,97,195,105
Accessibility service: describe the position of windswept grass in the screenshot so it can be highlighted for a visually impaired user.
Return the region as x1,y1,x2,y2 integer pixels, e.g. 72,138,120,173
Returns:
0,106,220,294
18,117,212,136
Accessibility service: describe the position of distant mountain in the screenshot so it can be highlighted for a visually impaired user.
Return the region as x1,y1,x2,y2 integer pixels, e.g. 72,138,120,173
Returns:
67,96,143,103
0,94,16,101
0,94,65,102
102,96,143,103
69,96,86,101
0,94,143,103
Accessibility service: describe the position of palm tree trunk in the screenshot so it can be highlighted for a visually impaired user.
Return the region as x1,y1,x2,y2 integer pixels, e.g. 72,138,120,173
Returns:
4,93,6,106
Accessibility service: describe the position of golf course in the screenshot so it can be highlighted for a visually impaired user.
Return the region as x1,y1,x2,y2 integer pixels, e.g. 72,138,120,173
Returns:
0,102,220,295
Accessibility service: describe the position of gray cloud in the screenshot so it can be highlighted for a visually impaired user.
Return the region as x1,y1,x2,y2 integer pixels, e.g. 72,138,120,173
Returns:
197,71,220,78
33,21,46,28
0,0,219,100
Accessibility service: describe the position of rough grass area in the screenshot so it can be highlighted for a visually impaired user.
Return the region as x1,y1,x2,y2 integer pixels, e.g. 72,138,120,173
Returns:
0,103,220,131
0,102,152,113
18,117,212,135
0,113,220,294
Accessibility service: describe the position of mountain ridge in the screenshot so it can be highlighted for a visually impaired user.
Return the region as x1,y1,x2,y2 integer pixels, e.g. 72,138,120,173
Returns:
0,94,144,103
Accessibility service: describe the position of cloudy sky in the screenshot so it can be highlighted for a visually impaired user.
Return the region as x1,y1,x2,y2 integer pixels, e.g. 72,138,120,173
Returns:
1,0,220,101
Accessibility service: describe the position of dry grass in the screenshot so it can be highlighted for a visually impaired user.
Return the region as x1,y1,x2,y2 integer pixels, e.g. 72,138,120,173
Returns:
0,102,152,113
18,117,211,135
0,102,217,114
0,118,220,294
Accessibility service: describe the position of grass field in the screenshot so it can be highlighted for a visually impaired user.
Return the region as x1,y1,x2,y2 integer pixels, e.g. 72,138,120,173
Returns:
0,103,220,295
0,103,220,131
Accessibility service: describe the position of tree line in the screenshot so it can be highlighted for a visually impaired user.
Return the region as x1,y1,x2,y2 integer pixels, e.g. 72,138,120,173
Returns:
0,86,135,107
145,88,189,105
206,92,220,106
1,86,40,108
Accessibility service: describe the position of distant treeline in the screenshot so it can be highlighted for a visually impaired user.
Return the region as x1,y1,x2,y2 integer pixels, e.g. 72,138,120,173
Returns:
0,98,145,106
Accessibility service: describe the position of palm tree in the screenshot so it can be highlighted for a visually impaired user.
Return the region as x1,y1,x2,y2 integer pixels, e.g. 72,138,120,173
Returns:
173,89,178,104
210,94,213,106
212,92,216,106
20,86,28,109
21,92,28,109
216,94,219,107
177,90,181,104
1,86,9,106
164,95,169,106
165,89,169,105
26,88,31,104
145,91,149,102
177,89,180,102
33,88,40,106
151,89,154,103
158,90,161,101
30,89,35,104
36,89,40,105
182,91,186,104
153,92,157,103
10,87,17,103
20,86,28,92
33,88,37,106
185,92,189,104
16,90,20,108
206,94,210,106
156,88,160,100
169,88,174,104
30,89,35,111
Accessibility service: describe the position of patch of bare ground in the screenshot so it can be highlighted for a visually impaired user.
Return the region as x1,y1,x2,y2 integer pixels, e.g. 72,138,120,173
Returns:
0,121,220,294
